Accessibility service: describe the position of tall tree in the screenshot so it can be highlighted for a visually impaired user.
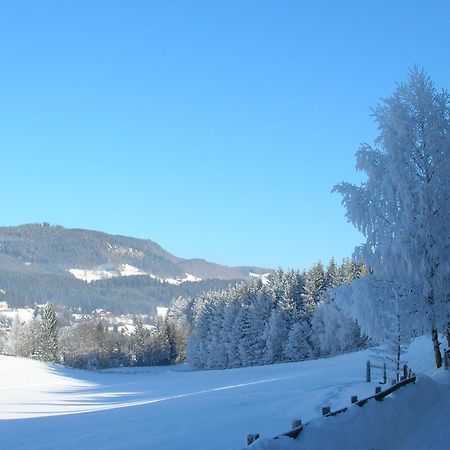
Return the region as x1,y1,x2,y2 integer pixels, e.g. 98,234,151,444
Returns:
41,304,59,362
334,68,450,367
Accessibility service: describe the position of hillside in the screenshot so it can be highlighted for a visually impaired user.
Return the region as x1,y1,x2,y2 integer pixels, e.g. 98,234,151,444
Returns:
0,224,271,314
0,336,448,449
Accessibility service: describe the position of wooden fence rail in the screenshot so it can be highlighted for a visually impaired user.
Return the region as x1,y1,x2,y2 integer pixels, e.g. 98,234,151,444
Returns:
245,373,416,447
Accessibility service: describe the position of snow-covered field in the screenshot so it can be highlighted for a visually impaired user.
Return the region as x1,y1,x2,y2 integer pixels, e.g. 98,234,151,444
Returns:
0,337,448,449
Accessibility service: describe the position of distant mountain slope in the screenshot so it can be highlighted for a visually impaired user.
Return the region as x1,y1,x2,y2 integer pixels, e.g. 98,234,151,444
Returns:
0,224,271,314
0,224,269,280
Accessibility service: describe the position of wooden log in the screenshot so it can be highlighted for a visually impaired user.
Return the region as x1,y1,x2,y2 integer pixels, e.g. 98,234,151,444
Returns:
326,406,347,417
281,425,303,439
374,376,416,401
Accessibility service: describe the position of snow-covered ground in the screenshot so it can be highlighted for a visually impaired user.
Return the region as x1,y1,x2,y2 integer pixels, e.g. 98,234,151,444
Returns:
67,265,202,285
0,337,448,449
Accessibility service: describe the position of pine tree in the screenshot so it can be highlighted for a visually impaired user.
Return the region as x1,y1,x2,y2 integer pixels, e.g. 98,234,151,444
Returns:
326,257,341,289
132,317,150,366
303,261,327,308
284,320,312,361
41,304,58,362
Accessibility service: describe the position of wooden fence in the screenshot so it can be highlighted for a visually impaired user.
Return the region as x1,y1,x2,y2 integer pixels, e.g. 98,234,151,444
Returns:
245,371,416,447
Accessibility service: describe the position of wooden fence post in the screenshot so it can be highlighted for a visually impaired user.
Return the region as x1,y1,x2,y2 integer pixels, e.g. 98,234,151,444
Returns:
351,395,358,404
366,360,371,382
291,419,302,429
375,386,382,394
383,363,387,384
322,406,331,416
246,434,260,445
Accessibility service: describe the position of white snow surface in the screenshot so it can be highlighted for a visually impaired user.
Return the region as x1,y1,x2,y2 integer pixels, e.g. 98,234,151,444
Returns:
68,266,202,285
0,336,448,449
67,268,117,283
0,307,35,323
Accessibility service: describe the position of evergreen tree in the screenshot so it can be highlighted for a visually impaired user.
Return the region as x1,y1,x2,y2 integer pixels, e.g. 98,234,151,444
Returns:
264,308,288,364
326,257,341,289
132,317,150,366
284,320,312,361
41,303,58,362
303,261,327,307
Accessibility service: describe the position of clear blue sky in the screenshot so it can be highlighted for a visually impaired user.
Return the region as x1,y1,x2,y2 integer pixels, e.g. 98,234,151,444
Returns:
1,1,449,270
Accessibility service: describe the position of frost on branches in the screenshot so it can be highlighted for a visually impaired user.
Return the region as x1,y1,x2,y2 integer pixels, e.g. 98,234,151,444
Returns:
334,68,450,368
186,261,368,369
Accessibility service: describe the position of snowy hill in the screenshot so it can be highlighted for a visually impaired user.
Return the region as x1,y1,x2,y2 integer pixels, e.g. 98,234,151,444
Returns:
0,223,271,314
0,336,448,449
0,224,269,280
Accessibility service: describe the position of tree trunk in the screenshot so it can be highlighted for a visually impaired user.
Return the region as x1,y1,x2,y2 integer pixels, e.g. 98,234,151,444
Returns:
432,328,442,368
446,329,450,348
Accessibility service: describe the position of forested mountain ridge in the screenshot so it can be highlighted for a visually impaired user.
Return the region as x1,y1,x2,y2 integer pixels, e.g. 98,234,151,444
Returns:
0,224,270,314
0,224,269,279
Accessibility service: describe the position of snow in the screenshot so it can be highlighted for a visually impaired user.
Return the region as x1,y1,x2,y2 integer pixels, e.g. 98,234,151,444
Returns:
156,306,169,318
68,266,202,285
164,273,202,285
67,264,146,282
67,268,116,283
0,336,448,449
117,263,146,277
249,272,270,284
0,307,34,323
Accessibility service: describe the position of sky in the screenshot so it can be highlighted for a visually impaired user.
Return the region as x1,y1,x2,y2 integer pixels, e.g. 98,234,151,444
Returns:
1,1,449,270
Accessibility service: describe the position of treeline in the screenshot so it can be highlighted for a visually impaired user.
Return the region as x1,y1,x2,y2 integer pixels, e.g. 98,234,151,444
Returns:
0,270,237,315
5,306,186,370
3,258,370,371
177,258,369,369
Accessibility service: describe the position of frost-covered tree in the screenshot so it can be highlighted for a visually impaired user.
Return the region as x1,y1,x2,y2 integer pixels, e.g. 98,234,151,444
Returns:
167,296,193,363
326,257,341,289
334,68,450,367
312,295,368,357
185,262,366,370
7,314,23,356
264,308,288,364
132,317,152,366
303,262,327,307
284,320,312,361
41,303,58,362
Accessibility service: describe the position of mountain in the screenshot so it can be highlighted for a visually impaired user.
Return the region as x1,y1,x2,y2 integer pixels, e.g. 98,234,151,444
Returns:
0,224,271,315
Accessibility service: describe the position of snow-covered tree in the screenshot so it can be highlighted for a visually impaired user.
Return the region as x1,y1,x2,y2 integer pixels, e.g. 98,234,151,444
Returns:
303,262,327,307
264,308,289,364
41,303,58,362
334,68,450,367
132,317,151,366
284,320,312,361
